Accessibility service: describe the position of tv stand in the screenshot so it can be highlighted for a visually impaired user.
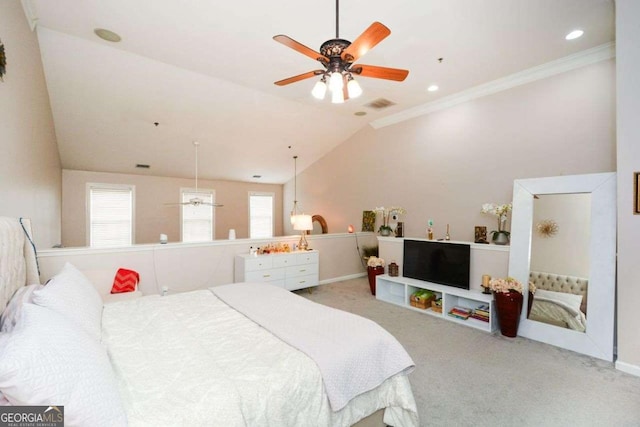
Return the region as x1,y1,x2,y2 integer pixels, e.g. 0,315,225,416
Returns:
376,274,497,333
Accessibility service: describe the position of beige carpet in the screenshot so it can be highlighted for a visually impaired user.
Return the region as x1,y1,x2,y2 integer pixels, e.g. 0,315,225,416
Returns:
298,278,640,427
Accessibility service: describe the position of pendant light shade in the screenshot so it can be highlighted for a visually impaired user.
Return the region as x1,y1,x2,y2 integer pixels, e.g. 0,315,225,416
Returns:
311,80,327,100
347,78,362,98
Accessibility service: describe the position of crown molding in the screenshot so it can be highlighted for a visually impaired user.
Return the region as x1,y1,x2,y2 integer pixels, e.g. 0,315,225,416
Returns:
371,42,616,130
21,0,38,31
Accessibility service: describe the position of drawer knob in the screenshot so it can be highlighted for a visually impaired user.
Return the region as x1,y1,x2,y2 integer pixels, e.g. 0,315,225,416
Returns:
263,274,271,278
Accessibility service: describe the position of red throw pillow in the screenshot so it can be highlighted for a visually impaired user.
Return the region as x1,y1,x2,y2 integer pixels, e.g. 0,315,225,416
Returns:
110,268,140,294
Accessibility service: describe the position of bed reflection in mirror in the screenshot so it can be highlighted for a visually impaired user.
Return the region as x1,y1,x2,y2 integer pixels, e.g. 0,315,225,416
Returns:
528,193,591,333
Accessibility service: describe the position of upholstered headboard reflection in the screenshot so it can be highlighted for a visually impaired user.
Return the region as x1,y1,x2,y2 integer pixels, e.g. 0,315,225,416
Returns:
529,270,588,315
0,217,40,314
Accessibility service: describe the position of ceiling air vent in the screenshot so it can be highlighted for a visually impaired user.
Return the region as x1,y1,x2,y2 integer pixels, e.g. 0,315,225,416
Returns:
364,98,396,110
135,164,150,169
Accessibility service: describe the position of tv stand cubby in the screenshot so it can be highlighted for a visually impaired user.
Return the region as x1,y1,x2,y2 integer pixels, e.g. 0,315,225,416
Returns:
376,274,497,333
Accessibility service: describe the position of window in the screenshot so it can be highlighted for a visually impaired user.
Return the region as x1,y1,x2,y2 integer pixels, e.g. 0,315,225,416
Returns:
249,192,274,239
181,188,215,242
87,183,135,248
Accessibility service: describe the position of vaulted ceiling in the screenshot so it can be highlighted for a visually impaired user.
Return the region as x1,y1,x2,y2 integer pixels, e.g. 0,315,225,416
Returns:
24,0,614,183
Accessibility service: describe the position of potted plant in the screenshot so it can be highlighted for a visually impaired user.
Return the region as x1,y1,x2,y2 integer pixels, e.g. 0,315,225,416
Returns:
373,206,406,236
487,277,524,337
366,256,385,296
481,203,512,245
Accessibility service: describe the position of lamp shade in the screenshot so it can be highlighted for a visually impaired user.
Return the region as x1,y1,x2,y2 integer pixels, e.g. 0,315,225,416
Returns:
293,214,313,231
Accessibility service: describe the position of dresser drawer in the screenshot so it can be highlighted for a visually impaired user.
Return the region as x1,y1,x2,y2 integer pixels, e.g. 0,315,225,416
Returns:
245,268,285,282
243,257,273,272
285,274,319,291
296,251,319,265
286,263,319,278
272,254,299,268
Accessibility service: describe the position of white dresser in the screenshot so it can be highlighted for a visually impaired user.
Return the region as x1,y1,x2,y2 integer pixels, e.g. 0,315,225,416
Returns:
234,250,319,291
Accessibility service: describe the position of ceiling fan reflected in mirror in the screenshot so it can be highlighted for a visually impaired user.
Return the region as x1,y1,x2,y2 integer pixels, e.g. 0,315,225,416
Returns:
165,141,224,208
273,0,409,103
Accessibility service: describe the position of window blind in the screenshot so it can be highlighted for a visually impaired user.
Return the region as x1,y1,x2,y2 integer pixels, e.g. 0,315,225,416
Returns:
249,192,274,239
182,190,214,242
89,185,133,248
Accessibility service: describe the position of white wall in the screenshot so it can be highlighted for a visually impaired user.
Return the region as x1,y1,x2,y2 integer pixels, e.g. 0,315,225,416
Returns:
285,60,616,243
615,0,640,374
62,169,284,247
37,233,377,295
530,194,591,278
0,2,61,248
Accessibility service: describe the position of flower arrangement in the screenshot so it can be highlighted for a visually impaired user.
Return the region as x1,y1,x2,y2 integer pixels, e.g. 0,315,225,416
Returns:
373,206,406,234
481,203,512,241
367,256,385,268
488,277,523,294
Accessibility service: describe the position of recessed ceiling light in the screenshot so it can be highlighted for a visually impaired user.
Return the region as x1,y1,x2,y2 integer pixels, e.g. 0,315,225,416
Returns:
565,30,584,40
94,28,122,43
354,111,367,116
427,85,439,92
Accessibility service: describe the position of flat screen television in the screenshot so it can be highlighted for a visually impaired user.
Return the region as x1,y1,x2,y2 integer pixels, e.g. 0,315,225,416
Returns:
403,240,470,290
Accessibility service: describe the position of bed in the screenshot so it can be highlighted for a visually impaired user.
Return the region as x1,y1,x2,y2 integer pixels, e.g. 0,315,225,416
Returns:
528,271,588,332
0,217,418,426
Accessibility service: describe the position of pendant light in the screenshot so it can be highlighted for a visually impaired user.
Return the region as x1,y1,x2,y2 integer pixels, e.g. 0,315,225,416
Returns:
290,156,299,225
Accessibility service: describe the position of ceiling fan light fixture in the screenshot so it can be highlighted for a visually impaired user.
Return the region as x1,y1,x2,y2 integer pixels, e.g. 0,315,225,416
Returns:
311,80,327,100
331,89,345,104
347,77,362,98
329,71,344,92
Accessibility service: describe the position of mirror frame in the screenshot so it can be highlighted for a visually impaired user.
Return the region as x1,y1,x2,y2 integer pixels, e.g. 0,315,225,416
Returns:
509,172,616,361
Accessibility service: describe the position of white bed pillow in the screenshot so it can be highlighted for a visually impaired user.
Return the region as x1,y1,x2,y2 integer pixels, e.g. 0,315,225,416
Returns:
32,262,103,341
535,288,584,313
0,303,127,426
0,284,43,333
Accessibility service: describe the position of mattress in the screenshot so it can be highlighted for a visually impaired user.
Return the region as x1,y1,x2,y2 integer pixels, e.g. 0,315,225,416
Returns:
102,289,418,427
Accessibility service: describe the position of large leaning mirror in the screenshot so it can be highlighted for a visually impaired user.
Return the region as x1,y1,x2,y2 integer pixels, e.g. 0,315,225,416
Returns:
508,172,616,361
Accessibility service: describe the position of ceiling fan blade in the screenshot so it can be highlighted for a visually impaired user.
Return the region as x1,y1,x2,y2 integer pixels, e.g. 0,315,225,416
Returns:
274,70,324,86
350,64,409,81
341,22,391,63
273,35,328,63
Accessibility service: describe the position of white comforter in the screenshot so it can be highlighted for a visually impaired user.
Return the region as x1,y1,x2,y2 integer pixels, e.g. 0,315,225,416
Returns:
102,289,418,427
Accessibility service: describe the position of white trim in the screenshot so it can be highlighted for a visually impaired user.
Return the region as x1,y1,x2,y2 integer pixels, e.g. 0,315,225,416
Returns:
371,43,616,130
615,360,640,377
319,272,367,285
20,0,38,31
376,236,510,252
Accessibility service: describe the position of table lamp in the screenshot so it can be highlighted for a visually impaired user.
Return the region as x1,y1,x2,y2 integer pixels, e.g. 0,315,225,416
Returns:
293,214,313,250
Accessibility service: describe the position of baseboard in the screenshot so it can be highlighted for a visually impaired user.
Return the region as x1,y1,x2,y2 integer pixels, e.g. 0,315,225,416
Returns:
615,360,640,377
319,272,366,285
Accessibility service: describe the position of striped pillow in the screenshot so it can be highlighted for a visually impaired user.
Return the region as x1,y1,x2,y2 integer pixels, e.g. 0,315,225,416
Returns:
0,284,43,333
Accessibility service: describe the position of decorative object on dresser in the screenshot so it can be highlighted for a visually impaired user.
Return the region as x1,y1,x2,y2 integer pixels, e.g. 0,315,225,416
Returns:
235,250,319,291
366,256,385,295
474,226,489,244
426,219,434,240
294,214,313,250
388,261,399,277
373,206,406,237
481,274,492,294
481,202,513,245
487,277,524,337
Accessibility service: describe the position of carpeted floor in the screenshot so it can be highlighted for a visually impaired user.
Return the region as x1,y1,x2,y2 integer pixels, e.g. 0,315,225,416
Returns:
297,278,640,427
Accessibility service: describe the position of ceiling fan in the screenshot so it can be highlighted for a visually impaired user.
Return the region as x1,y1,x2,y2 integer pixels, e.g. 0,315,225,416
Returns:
165,141,223,208
273,0,409,103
